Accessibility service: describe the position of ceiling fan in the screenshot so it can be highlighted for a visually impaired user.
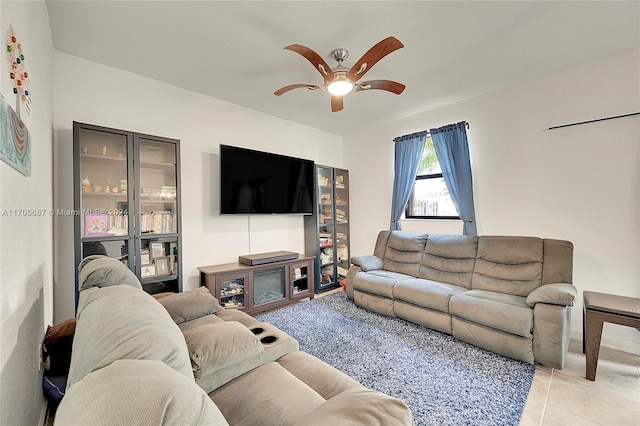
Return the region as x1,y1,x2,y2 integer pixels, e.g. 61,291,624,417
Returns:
274,36,405,112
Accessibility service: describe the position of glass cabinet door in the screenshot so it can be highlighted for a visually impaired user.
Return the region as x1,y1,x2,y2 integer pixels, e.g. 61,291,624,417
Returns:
136,136,178,235
317,166,335,286
290,262,311,296
135,135,180,293
78,127,131,239
334,168,350,282
218,274,247,309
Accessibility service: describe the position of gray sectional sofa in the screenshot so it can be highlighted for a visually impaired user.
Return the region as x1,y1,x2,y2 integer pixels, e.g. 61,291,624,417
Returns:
346,231,577,368
55,255,413,425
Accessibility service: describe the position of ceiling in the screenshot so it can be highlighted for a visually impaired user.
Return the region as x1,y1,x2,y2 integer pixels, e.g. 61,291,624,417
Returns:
46,1,640,136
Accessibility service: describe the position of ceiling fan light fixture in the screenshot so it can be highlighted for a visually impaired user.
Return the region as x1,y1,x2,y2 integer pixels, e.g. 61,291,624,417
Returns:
327,79,354,96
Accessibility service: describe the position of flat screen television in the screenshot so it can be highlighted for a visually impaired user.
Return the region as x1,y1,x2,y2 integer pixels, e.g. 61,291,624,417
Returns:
219,144,315,215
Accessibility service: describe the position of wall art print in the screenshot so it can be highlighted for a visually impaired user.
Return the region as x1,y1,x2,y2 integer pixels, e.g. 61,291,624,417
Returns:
0,93,31,176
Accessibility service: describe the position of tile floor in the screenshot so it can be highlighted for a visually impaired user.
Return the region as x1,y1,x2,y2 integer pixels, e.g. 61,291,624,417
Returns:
520,339,640,426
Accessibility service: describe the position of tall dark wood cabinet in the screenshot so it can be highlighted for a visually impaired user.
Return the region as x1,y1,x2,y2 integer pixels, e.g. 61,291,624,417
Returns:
73,122,182,303
304,165,350,293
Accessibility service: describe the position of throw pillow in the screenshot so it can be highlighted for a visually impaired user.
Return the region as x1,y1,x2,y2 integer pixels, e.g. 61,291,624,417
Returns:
183,321,264,379
43,318,76,375
158,286,224,324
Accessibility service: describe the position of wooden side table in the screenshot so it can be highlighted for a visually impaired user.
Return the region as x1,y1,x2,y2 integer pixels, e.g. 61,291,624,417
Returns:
582,291,640,380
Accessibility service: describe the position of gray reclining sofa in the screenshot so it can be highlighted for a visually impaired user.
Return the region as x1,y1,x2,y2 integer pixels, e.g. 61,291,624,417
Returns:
346,231,577,368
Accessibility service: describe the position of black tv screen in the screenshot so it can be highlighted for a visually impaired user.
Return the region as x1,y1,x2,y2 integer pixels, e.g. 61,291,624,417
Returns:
220,145,315,215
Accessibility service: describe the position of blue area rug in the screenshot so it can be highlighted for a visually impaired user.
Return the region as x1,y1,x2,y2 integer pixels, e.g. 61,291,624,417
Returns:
257,292,535,426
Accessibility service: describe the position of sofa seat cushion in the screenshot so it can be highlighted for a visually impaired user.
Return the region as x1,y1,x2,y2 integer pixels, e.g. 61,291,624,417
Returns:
68,285,193,387
56,359,229,426
394,278,466,313
352,270,413,298
210,362,326,425
290,387,414,426
450,290,533,338
183,321,264,379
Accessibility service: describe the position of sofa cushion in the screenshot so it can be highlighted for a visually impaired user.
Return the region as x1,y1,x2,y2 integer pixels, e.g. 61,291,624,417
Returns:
419,234,478,289
158,286,223,324
290,387,414,426
381,231,427,276
276,351,363,400
450,290,533,338
210,362,326,425
68,285,193,387
542,239,574,285
351,272,398,298
56,359,229,426
78,255,142,290
183,321,264,379
394,278,466,313
472,236,543,296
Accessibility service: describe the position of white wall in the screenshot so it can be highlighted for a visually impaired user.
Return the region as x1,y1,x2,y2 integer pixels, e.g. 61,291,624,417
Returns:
0,1,54,424
53,52,342,322
345,49,640,354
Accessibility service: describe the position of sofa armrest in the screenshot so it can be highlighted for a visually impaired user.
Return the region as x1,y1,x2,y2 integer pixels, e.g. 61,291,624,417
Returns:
350,255,383,272
290,387,413,426
526,283,577,308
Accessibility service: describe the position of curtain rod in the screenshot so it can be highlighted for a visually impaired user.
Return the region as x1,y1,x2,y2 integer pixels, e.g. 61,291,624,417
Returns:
396,121,469,141
547,112,640,130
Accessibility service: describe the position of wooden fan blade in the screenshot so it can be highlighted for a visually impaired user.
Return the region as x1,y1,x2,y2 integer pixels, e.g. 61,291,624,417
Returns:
331,96,343,112
284,44,335,83
348,37,404,82
274,84,321,96
355,80,406,95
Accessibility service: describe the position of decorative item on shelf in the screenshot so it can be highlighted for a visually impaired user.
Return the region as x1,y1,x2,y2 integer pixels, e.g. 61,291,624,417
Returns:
84,214,108,237
118,145,125,159
81,147,88,154
140,250,150,265
120,179,127,194
101,145,107,156
155,257,169,275
92,185,102,193
110,186,119,193
82,176,92,192
150,242,165,259
105,179,111,193
141,264,155,278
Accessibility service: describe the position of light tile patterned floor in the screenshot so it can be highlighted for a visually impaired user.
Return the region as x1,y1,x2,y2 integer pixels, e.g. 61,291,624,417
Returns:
520,339,640,426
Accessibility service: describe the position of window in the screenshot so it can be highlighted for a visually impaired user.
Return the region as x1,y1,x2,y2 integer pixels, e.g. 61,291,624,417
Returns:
405,137,459,219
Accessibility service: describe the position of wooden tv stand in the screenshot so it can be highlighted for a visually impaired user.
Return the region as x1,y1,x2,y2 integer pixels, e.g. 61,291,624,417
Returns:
198,255,315,316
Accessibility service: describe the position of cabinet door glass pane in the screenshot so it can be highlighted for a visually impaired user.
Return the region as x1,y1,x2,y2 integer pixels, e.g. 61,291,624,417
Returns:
80,128,129,237
253,267,285,306
334,169,350,280
317,166,334,285
139,140,177,234
292,264,309,295
220,278,245,309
